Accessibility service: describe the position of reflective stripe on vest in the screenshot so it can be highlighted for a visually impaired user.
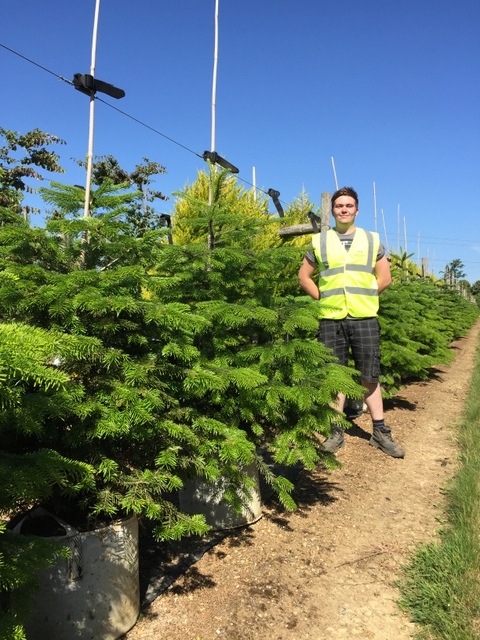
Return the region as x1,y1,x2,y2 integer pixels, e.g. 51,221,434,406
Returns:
311,228,380,319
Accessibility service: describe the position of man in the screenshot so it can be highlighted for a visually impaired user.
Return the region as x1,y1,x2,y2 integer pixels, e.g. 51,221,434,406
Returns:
298,186,404,458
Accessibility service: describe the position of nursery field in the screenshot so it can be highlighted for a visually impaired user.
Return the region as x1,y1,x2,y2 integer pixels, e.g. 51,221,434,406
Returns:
124,319,480,640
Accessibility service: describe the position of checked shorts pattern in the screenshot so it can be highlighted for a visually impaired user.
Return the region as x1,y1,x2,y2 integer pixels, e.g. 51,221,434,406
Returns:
317,317,381,383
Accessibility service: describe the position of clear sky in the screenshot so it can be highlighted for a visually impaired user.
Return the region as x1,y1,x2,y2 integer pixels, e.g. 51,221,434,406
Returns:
2,0,479,282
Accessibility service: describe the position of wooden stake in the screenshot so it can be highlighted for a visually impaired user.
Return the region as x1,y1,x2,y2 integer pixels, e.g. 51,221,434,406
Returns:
321,192,331,232
422,257,428,277
278,192,331,237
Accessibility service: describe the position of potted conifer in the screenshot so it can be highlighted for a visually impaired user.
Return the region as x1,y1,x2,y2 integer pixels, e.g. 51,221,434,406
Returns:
0,135,360,637
156,167,363,526
0,148,245,637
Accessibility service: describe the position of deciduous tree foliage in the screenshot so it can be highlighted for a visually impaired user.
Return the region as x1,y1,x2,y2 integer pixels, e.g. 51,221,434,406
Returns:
0,127,65,220
471,280,480,306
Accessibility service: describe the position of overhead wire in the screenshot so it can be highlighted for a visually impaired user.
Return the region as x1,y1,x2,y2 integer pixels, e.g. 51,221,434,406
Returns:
0,41,290,209
390,233,480,249
0,42,72,86
3,41,480,250
94,96,203,159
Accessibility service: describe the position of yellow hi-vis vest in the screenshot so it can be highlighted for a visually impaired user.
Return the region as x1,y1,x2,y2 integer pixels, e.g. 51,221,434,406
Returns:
311,228,380,319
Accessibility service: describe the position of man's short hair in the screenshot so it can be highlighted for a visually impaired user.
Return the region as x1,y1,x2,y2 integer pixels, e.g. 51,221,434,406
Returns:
331,186,359,209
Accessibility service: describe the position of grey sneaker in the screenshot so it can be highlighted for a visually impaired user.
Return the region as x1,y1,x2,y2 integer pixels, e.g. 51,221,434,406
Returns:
369,428,405,458
321,426,345,453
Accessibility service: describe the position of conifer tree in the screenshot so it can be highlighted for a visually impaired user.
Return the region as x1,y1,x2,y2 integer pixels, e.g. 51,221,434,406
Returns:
161,166,363,493
2,133,478,637
0,323,98,639
388,249,420,281
74,154,170,237
171,167,273,249
0,176,234,538
379,279,479,393
0,161,353,544
279,188,318,249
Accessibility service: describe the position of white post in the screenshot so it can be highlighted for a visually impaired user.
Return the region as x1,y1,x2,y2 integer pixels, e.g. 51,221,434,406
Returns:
331,157,339,190
397,204,400,251
210,0,220,154
381,208,390,254
83,0,101,217
207,0,220,250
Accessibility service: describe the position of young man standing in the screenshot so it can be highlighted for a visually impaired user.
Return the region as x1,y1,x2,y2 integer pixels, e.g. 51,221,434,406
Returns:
298,186,404,458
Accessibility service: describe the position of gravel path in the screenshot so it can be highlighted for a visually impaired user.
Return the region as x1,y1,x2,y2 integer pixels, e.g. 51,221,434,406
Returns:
124,320,480,640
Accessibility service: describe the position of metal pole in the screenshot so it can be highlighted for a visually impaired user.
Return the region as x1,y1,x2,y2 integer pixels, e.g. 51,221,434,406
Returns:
84,0,101,217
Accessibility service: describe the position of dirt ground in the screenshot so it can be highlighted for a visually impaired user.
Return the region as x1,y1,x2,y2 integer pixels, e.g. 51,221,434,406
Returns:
124,319,480,640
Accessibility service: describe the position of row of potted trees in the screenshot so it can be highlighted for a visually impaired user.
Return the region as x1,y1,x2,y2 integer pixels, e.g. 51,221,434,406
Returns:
0,154,359,638
1,131,477,638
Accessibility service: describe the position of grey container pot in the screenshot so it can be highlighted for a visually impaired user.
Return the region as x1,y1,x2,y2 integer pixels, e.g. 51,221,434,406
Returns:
13,508,140,640
179,463,263,530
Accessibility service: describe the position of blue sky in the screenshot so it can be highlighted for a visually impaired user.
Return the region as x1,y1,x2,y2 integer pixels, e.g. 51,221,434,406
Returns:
2,0,480,282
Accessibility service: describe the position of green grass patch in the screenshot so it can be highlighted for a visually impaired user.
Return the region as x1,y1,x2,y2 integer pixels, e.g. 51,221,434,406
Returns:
397,335,480,639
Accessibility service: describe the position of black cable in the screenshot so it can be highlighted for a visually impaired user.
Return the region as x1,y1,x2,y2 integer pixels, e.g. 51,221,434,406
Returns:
0,42,72,85
4,42,480,237
1,41,293,210
94,96,203,159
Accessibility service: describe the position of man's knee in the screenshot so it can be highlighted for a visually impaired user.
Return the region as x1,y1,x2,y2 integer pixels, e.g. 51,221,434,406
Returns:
360,380,379,394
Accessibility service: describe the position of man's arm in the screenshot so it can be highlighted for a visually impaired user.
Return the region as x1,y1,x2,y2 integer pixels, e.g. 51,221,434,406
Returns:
298,257,321,300
375,255,392,294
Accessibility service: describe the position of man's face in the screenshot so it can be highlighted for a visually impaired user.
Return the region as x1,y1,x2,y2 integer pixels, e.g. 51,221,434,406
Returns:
332,195,358,225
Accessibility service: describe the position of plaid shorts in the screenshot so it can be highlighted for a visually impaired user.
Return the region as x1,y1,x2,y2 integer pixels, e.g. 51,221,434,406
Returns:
317,317,381,383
